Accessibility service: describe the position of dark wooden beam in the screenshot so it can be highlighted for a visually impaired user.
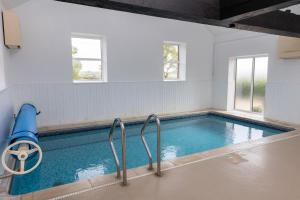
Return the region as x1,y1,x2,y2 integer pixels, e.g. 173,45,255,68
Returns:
220,0,300,22
55,0,300,38
233,10,300,38
56,0,220,22
112,0,219,19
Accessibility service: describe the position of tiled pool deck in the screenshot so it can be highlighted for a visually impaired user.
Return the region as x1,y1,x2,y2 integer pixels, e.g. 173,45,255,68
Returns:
1,110,300,200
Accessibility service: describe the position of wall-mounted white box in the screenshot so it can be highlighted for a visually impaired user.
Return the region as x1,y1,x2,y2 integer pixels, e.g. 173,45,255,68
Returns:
2,10,22,49
278,36,300,59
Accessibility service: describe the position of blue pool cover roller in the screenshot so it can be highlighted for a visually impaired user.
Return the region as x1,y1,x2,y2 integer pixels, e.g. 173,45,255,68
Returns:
9,104,39,146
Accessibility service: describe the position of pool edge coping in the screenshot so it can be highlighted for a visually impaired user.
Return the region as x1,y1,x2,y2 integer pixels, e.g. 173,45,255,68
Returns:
38,110,295,136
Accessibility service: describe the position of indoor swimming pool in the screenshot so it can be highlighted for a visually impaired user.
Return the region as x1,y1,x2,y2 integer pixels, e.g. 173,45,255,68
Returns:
10,114,287,195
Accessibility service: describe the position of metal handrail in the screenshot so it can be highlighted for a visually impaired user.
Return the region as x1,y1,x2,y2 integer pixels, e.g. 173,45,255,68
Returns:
108,118,127,185
140,114,161,176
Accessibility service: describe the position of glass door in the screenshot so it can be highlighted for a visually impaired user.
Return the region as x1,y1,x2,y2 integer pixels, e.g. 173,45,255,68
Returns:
235,58,253,112
253,57,268,113
234,56,268,113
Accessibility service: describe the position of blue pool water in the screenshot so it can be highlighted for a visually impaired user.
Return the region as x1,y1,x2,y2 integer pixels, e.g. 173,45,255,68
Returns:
10,114,285,195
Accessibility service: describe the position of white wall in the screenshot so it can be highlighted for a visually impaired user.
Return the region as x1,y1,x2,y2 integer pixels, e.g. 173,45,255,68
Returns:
213,32,300,124
5,0,214,127
0,1,6,91
3,0,300,128
0,89,13,146
0,1,14,151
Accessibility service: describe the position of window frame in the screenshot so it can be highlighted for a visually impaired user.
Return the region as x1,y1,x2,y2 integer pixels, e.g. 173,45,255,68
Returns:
233,55,268,114
71,33,107,83
163,41,186,81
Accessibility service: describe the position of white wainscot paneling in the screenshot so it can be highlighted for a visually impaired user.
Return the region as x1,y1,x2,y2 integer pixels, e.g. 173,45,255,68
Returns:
12,81,212,127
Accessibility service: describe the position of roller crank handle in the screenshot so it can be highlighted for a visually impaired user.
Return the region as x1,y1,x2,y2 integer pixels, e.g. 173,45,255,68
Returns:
26,148,39,154
7,150,20,156
1,140,43,175
20,160,25,173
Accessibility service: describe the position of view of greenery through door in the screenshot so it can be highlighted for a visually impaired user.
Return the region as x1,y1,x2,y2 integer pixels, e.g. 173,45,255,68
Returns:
234,56,268,113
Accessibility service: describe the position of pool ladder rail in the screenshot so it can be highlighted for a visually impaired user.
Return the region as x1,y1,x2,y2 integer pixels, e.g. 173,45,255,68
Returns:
140,114,162,176
108,118,127,185
108,114,161,186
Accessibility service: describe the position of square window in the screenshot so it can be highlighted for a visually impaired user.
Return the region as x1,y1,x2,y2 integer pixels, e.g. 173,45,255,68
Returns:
71,34,106,82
